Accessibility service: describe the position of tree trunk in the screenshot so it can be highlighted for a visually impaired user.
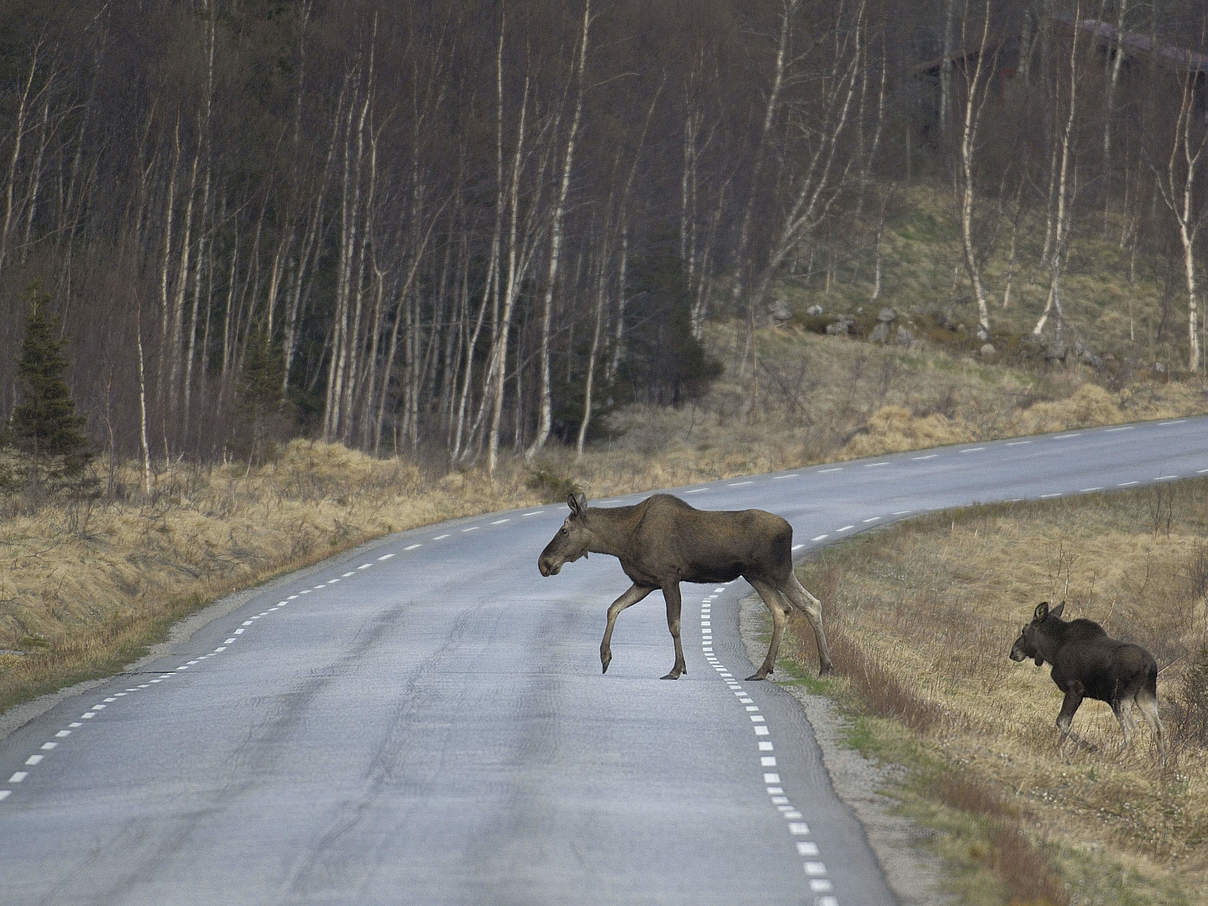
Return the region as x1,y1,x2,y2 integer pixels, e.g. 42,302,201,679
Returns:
527,0,591,461
1155,68,1207,371
955,0,994,341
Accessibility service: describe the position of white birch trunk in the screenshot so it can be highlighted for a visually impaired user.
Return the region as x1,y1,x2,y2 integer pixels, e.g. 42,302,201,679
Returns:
0,40,41,275
526,0,591,461
956,0,994,341
1033,2,1082,341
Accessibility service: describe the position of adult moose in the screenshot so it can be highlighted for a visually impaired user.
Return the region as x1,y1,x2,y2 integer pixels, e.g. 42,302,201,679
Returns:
537,492,833,681
1009,601,1165,756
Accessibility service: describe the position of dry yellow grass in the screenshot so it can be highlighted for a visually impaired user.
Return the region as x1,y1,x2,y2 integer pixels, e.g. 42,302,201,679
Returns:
0,441,542,704
790,488,1208,905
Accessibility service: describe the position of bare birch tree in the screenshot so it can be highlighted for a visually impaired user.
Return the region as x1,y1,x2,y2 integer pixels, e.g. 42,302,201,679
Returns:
954,0,996,341
1032,0,1087,345
1155,63,1208,372
527,0,592,460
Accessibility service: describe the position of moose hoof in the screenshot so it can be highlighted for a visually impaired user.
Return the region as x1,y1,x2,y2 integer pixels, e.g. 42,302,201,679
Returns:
818,662,834,676
660,672,680,680
745,672,768,682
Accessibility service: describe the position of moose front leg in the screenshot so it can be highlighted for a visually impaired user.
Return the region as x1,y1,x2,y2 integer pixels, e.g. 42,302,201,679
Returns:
661,582,686,680
1055,686,1090,755
600,583,654,674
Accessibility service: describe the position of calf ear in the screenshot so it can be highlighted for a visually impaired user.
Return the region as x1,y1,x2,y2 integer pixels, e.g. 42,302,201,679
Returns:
1050,601,1065,619
1033,601,1049,622
568,492,588,517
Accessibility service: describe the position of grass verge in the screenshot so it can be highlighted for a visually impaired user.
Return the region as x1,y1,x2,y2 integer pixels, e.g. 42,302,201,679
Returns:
778,483,1208,905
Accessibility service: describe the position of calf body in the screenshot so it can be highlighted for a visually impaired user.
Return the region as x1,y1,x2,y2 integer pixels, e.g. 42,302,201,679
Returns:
1009,601,1165,755
538,493,832,681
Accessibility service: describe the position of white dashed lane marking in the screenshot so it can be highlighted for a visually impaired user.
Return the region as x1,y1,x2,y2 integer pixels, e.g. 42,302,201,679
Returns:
0,519,500,807
698,586,836,903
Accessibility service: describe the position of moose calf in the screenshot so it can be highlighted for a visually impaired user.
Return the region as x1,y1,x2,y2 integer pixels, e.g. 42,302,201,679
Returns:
1009,601,1165,756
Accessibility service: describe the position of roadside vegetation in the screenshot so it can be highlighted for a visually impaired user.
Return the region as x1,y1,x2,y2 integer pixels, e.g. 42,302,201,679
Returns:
783,482,1208,905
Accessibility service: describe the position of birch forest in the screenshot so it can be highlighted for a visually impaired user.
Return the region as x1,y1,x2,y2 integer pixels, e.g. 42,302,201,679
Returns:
0,0,1205,474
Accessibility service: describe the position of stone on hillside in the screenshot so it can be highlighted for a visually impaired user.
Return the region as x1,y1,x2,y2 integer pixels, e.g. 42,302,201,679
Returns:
826,317,854,336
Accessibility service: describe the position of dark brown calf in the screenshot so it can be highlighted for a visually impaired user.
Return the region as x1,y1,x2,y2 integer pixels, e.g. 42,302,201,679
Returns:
1010,601,1165,755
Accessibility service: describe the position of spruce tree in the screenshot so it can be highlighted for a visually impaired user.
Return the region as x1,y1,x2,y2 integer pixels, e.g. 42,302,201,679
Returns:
231,330,287,464
9,283,93,492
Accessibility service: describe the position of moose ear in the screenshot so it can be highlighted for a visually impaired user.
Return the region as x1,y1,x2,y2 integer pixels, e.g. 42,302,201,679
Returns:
1033,601,1049,621
568,492,587,517
1050,601,1065,619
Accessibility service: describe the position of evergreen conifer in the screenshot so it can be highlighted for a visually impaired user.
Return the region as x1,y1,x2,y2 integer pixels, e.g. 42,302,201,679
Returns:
9,283,93,492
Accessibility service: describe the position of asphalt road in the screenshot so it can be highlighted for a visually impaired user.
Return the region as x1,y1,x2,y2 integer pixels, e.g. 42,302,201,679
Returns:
1,416,1206,905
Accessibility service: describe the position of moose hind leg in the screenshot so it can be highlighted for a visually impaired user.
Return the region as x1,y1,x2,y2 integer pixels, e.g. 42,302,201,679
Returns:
1110,698,1136,753
661,582,687,680
1137,686,1167,757
785,574,833,675
747,580,789,681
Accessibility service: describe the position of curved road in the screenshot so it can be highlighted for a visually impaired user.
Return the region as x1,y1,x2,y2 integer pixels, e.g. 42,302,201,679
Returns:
1,417,1206,904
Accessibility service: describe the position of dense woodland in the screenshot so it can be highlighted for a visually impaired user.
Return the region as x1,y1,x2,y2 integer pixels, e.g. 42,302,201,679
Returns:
0,0,1206,479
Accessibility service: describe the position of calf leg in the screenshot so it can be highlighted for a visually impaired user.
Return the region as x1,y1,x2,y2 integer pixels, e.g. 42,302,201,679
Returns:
784,574,833,675
1055,686,1088,756
1110,697,1136,753
601,583,654,674
661,582,687,680
747,580,790,681
1136,687,1167,757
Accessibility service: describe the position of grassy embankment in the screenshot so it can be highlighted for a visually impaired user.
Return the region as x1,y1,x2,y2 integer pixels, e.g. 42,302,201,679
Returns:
779,483,1208,905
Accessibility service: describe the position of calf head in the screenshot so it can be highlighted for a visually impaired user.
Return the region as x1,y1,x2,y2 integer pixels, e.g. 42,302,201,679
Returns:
538,492,592,577
1009,601,1065,666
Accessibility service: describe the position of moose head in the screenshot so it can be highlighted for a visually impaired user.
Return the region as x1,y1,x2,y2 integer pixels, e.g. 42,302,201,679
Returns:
537,493,592,577
1009,601,1065,666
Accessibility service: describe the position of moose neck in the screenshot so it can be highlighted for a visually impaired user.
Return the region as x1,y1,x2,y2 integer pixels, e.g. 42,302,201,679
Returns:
1031,620,1071,661
584,504,643,559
